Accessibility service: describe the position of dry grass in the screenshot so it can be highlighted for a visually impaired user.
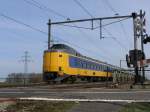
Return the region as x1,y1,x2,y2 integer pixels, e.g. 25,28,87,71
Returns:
119,103,150,112
5,100,76,112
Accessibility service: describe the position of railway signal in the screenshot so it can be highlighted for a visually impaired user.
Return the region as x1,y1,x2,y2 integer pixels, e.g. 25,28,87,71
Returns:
125,10,149,84
143,35,150,44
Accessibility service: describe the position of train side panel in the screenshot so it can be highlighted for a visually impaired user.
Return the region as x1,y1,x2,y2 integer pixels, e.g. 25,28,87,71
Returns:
43,51,112,81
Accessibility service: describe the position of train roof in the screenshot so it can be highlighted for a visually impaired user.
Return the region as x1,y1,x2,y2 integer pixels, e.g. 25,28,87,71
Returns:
50,44,107,64
50,44,82,56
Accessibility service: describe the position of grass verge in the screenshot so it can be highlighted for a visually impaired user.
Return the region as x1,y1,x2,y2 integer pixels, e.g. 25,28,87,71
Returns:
5,100,76,112
119,102,150,112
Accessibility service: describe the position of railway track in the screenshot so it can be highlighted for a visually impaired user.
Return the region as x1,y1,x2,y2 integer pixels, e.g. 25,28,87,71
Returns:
45,82,115,89
0,81,134,89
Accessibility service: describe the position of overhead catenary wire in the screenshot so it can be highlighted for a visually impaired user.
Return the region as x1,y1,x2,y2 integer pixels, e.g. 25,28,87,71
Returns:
93,17,130,29
0,13,108,60
57,17,130,30
23,0,67,19
70,0,113,60
101,0,118,15
73,0,93,18
101,0,132,48
72,0,128,60
23,0,128,60
103,27,127,49
73,0,128,51
23,0,111,61
0,14,47,35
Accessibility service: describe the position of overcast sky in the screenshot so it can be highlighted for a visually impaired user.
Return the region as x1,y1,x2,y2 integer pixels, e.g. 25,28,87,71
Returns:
0,0,150,78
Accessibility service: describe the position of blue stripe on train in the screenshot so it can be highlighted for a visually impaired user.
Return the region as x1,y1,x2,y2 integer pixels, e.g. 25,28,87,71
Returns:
69,56,113,72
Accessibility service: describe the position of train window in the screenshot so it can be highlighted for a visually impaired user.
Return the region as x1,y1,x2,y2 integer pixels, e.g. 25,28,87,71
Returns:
92,65,94,69
90,63,92,69
87,63,90,69
100,65,102,70
96,66,98,70
77,60,80,68
102,65,104,71
76,60,80,68
83,63,86,68
92,65,94,70
94,65,97,70
85,63,87,69
98,66,100,70
93,65,95,70
81,62,83,68
94,65,96,70
104,66,106,70
90,64,92,69
106,66,108,70
99,65,101,70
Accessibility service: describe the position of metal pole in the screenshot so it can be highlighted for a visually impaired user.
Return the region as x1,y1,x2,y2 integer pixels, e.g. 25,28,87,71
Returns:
120,60,122,68
120,60,126,68
140,10,145,84
132,13,139,84
24,51,28,86
106,66,109,86
100,20,102,39
48,19,51,50
24,51,28,74
51,15,136,25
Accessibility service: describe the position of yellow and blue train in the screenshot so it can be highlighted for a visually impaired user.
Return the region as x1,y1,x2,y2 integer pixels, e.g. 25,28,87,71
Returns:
43,44,133,82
